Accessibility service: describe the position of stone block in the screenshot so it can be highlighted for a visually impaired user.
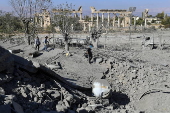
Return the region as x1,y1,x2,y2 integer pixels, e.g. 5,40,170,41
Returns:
38,91,43,98
8,49,22,54
63,99,70,108
95,58,103,64
65,94,73,102
0,87,5,95
4,100,12,105
4,95,16,101
56,104,63,112
50,91,60,99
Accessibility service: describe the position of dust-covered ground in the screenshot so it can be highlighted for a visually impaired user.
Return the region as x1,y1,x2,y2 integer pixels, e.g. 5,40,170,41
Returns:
1,29,170,113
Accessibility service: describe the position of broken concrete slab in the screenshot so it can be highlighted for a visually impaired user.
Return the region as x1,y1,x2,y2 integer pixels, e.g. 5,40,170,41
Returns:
0,87,5,95
12,101,24,113
9,49,23,54
95,57,103,64
45,63,61,70
50,90,60,99
12,54,38,73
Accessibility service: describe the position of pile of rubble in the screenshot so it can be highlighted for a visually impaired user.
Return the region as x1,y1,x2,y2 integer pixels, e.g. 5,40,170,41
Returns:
1,43,170,113
0,46,78,113
0,46,118,113
101,53,170,112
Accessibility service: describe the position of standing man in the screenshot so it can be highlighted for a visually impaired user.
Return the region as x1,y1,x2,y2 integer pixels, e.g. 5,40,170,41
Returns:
87,47,93,64
42,36,49,52
35,36,41,51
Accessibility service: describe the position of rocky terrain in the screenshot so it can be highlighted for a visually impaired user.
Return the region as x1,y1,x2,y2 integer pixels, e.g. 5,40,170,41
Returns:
1,30,170,113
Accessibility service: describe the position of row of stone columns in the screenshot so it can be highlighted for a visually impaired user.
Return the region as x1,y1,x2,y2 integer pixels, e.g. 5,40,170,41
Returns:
91,13,130,29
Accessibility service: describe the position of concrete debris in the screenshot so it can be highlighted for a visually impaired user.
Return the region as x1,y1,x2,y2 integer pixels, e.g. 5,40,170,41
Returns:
9,49,23,54
95,57,103,64
45,63,61,70
12,101,24,113
1,30,170,113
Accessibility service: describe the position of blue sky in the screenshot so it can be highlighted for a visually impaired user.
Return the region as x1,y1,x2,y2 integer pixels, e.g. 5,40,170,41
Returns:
1,0,170,16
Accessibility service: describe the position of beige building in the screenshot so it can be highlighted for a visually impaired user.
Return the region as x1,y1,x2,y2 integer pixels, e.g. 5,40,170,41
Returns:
35,9,51,28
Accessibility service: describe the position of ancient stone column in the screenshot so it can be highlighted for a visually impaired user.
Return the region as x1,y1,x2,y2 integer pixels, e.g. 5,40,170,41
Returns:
40,17,43,27
80,13,82,20
108,13,110,27
144,18,147,28
74,13,77,18
83,23,86,31
34,16,38,24
134,17,136,25
96,13,99,29
118,16,120,28
91,13,93,22
129,13,132,27
89,23,91,32
123,18,125,27
134,17,136,30
113,14,116,27
102,13,104,24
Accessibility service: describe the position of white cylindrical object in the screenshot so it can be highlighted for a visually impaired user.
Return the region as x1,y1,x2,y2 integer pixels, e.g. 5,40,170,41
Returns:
92,79,111,98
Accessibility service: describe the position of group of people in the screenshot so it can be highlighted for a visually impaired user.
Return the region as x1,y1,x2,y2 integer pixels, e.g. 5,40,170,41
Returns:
34,36,49,52
35,36,93,64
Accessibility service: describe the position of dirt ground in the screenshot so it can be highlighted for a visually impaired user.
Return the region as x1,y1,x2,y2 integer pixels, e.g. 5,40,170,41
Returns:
1,29,170,113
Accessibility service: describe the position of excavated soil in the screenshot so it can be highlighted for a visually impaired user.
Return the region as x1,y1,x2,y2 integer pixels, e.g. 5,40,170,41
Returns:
1,30,170,113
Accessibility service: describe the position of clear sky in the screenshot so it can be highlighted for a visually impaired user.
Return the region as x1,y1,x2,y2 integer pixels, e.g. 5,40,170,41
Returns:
1,0,170,16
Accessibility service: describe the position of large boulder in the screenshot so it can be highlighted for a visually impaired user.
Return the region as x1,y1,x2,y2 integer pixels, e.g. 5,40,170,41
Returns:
0,46,14,74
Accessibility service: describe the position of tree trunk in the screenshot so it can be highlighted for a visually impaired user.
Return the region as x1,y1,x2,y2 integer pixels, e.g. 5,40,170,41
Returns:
23,20,31,45
65,40,69,51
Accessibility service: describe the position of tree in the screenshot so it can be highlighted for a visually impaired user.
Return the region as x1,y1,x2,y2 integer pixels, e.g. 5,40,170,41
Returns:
0,11,23,37
151,20,156,23
148,15,153,18
156,11,164,20
90,26,103,48
10,0,52,45
161,16,170,28
136,18,144,25
52,3,80,51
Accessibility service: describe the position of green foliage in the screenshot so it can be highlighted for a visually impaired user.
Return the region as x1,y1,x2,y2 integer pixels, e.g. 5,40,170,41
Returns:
147,22,151,25
136,18,144,25
74,21,83,31
161,16,170,28
0,11,23,34
162,16,170,25
148,15,153,18
151,20,156,23
156,11,164,20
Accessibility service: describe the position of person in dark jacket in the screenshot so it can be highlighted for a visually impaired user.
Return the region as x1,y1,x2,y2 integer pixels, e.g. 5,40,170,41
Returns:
42,36,49,52
87,47,93,64
35,36,41,51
